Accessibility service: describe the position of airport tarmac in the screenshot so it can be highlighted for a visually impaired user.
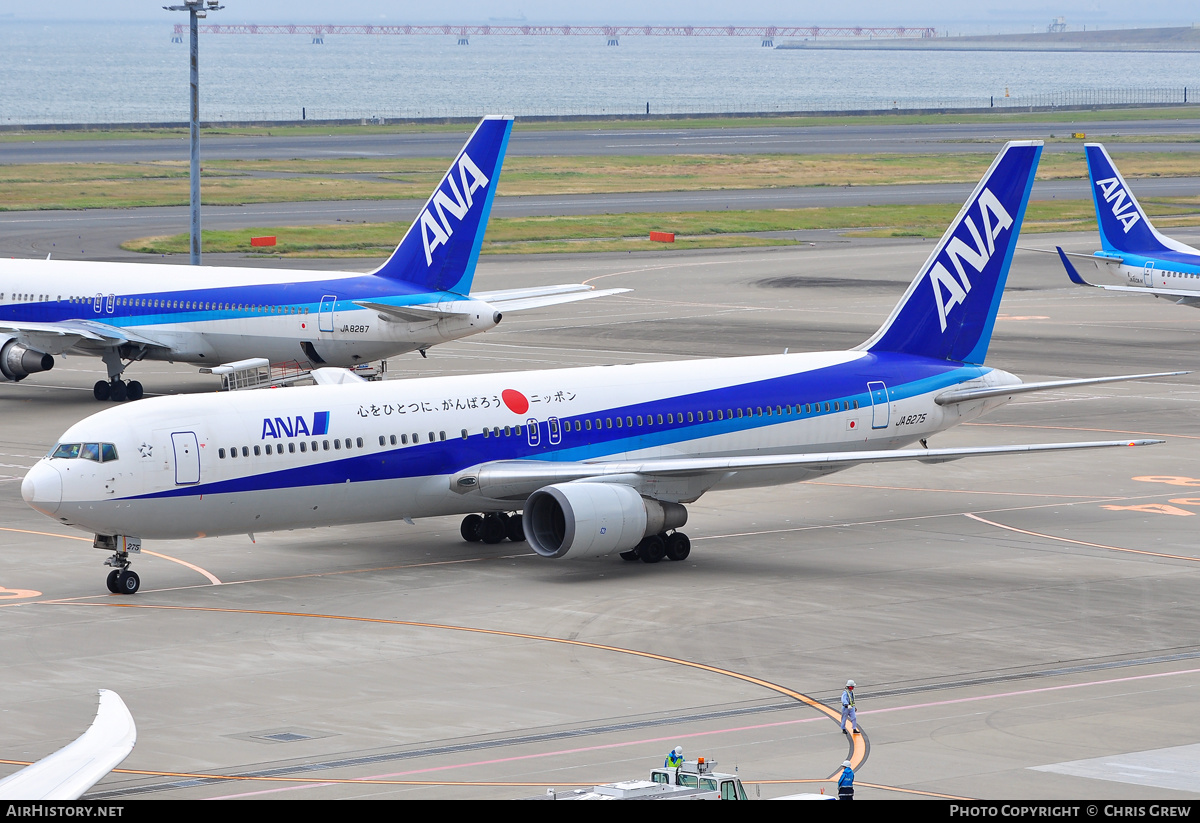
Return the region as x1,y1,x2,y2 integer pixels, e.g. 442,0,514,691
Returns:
3,235,1200,800
6,116,1200,164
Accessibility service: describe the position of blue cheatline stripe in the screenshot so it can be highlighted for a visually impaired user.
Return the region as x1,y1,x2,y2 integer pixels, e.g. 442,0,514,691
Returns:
125,353,988,501
0,274,483,330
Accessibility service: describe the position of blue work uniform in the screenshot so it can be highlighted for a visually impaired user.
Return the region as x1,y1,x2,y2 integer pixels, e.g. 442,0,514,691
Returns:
841,688,858,733
838,765,855,799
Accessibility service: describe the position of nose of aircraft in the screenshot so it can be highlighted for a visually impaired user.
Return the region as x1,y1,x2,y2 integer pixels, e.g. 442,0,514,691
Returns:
22,461,62,516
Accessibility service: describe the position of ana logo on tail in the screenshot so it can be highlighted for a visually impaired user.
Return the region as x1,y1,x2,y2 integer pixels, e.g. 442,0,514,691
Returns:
420,153,491,266
929,188,1013,332
1093,176,1142,234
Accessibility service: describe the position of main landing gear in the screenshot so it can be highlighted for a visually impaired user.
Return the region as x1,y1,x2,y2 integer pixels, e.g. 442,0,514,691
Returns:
460,512,526,544
94,347,145,402
96,534,141,594
620,531,691,564
93,378,143,402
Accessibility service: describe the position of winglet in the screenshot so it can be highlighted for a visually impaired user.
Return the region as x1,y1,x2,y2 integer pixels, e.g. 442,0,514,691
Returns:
1056,246,1092,286
860,141,1043,365
370,116,514,295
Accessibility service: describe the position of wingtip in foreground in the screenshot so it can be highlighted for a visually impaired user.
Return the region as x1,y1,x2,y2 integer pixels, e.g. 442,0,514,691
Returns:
0,689,135,801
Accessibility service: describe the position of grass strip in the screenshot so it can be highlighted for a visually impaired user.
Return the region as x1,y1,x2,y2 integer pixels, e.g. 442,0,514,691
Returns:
6,151,1200,211
119,198,1200,257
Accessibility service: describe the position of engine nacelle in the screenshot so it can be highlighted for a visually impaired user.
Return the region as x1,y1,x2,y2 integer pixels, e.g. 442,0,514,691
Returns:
524,482,687,559
0,338,54,382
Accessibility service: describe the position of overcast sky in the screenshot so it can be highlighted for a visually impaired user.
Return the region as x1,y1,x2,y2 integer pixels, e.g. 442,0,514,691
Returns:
10,2,1198,29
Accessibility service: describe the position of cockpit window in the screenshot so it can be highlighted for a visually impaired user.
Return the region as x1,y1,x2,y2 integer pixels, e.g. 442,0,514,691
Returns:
50,442,118,461
51,443,81,459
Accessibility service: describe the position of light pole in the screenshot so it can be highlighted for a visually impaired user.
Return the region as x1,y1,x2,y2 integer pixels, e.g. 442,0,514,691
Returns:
164,1,223,265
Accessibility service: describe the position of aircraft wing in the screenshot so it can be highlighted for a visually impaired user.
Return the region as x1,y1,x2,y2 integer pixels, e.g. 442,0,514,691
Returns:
0,318,167,354
456,439,1163,501
0,690,136,801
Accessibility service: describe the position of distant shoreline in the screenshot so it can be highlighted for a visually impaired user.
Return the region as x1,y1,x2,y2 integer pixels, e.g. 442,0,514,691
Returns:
778,25,1200,53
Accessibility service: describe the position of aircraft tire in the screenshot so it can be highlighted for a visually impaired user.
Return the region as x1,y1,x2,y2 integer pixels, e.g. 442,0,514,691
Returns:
115,570,140,595
665,532,691,561
126,381,144,401
505,513,525,542
619,550,640,561
109,381,127,403
638,535,665,564
460,514,483,542
93,380,111,401
480,513,507,544
106,570,121,593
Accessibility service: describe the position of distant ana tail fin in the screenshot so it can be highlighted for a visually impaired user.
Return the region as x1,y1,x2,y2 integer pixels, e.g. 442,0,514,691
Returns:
1085,143,1196,257
370,115,513,294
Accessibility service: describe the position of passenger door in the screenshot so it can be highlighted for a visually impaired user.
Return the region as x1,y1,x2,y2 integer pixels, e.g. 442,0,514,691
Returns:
171,432,200,485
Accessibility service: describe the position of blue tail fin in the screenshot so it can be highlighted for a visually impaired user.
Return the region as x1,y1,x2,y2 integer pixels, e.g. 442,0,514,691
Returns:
370,115,513,294
860,141,1042,365
1085,143,1176,257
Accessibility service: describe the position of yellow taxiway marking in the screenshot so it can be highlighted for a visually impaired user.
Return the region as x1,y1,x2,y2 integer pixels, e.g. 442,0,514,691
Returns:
965,513,1200,563
61,601,868,772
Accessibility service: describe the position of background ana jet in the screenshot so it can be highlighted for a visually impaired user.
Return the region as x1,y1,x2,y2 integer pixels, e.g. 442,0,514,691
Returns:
1054,143,1200,306
23,141,1173,595
0,116,627,401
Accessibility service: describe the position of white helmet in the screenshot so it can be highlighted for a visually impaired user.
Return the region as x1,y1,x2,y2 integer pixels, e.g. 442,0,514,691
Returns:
674,746,683,756
842,760,852,768
846,680,856,688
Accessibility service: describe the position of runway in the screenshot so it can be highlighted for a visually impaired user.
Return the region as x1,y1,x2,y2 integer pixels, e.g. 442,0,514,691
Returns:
3,235,1200,799
5,116,1200,164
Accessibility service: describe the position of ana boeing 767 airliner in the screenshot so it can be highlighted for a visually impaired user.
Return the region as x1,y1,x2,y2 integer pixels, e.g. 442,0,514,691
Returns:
0,116,626,401
22,141,1174,594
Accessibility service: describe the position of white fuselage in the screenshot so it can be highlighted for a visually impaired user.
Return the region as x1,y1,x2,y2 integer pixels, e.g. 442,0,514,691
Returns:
23,349,1015,541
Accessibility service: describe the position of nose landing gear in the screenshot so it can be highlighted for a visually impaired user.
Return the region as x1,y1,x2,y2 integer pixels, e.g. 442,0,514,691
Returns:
96,534,141,594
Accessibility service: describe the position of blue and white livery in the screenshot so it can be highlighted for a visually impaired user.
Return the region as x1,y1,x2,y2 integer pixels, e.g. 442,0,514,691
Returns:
1055,143,1200,307
22,141,1172,594
0,116,627,401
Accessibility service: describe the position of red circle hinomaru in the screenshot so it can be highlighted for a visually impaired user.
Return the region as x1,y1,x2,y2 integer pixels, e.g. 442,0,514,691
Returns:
502,389,529,415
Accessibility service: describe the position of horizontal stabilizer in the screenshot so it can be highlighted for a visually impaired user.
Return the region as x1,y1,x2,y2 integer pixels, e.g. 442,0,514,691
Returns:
1054,247,1200,299
455,439,1162,500
0,690,135,801
934,371,1186,405
486,287,631,312
354,301,456,323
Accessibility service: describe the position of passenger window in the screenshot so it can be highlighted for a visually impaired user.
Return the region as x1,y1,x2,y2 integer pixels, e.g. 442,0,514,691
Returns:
323,440,330,450
402,434,409,445
289,443,296,453
242,446,249,457
390,435,398,445
254,446,261,456
334,440,341,450
265,445,272,455
218,448,226,459
461,429,468,440
379,436,386,446
300,442,307,453
229,447,238,459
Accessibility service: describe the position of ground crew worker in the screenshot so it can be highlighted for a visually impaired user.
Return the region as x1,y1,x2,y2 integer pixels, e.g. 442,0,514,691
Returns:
838,760,855,800
841,680,860,734
664,745,683,769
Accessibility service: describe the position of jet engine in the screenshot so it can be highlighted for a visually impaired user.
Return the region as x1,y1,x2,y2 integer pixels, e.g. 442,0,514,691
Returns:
523,482,687,559
0,338,54,382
